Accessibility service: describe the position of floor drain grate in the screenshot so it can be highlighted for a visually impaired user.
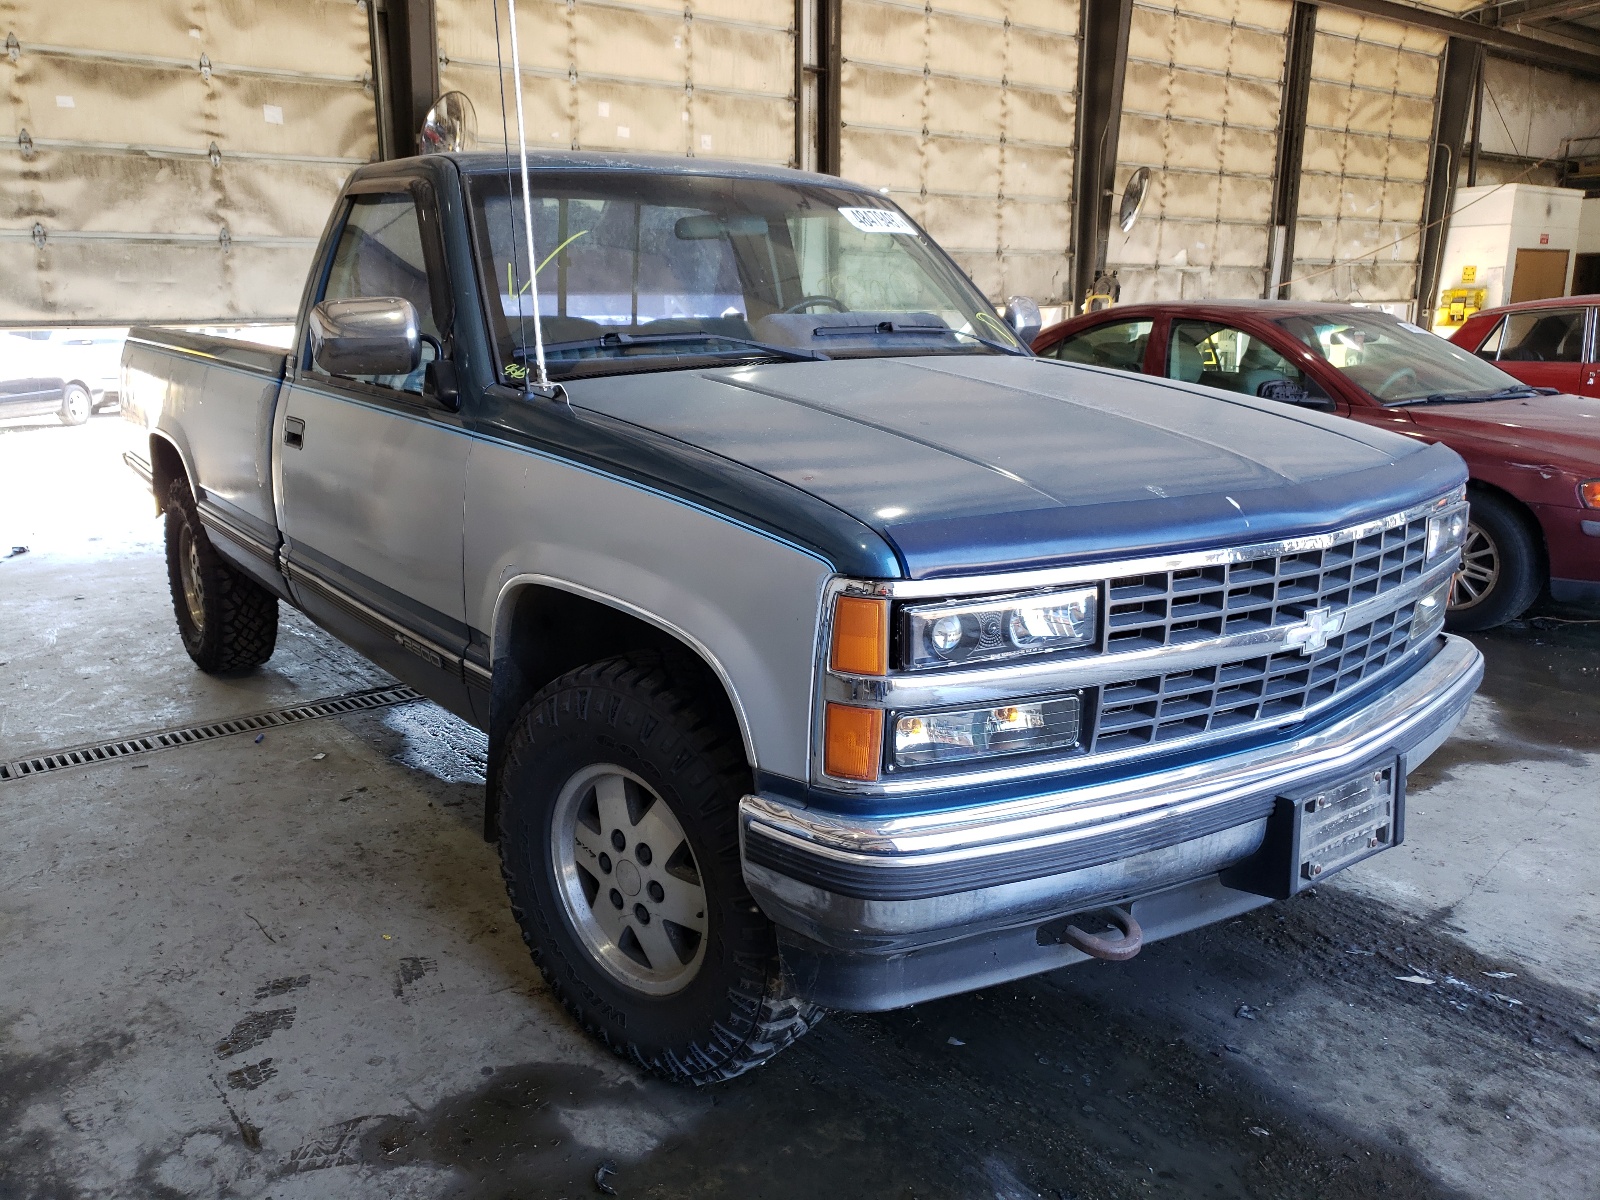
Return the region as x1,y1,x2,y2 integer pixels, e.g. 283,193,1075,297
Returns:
0,684,422,782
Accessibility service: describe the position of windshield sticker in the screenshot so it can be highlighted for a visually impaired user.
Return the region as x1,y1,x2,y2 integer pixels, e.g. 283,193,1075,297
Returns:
838,207,917,235
1397,322,1427,334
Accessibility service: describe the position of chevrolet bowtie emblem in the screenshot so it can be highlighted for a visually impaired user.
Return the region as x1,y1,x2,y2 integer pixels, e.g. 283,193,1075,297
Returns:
1286,606,1344,656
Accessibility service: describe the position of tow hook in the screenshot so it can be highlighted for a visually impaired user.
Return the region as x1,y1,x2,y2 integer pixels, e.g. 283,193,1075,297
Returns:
1059,905,1144,961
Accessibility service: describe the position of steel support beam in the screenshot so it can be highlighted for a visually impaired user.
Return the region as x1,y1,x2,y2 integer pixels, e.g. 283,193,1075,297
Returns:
1317,0,1600,77
1417,37,1485,326
375,0,439,159
1070,0,1134,310
797,0,842,173
1267,3,1318,300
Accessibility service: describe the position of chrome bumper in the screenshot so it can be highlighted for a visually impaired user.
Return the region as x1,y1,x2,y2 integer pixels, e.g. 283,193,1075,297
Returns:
740,634,1483,953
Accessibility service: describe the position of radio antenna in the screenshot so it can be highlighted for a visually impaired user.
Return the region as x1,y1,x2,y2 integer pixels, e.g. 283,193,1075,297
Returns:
504,0,555,395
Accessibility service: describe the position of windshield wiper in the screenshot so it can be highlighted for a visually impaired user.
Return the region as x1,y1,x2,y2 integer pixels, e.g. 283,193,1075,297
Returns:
1400,385,1542,406
534,331,829,363
808,321,1026,355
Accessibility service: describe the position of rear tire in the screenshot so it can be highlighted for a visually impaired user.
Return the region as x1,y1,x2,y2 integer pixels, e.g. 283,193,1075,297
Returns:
1446,489,1542,632
496,653,821,1085
163,477,278,672
58,384,90,426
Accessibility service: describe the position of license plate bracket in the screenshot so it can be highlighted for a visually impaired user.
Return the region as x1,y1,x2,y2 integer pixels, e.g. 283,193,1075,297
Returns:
1224,755,1405,900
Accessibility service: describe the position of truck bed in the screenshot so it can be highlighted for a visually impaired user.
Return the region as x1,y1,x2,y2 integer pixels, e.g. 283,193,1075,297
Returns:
123,327,288,558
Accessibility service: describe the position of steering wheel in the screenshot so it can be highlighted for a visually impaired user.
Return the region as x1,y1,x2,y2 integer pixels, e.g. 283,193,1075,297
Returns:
1378,366,1420,397
781,295,850,314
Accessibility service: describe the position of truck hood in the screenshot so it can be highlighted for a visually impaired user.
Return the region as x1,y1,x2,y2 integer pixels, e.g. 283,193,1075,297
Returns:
1401,393,1600,470
569,356,1465,579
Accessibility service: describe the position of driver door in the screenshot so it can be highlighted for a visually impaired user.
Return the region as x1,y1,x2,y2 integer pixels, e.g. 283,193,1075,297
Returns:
277,186,474,718
1491,307,1587,394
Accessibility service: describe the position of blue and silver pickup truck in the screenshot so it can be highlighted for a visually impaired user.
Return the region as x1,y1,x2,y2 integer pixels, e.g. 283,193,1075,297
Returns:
122,151,1483,1084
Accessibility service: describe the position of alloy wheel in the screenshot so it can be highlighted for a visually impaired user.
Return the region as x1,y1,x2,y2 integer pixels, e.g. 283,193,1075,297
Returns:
1450,522,1499,611
179,525,206,629
550,763,708,995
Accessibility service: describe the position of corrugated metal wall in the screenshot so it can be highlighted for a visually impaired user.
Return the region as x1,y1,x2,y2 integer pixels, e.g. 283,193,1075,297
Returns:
1107,0,1292,303
838,0,1079,303
0,0,376,323
435,0,795,166
1288,10,1444,309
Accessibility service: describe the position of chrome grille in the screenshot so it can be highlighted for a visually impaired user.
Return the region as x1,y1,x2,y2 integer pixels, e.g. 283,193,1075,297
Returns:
1090,515,1432,753
1103,514,1430,650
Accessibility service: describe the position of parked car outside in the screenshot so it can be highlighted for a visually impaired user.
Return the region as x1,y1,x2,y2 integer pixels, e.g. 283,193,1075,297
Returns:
1034,301,1600,629
0,330,84,425
11,328,127,412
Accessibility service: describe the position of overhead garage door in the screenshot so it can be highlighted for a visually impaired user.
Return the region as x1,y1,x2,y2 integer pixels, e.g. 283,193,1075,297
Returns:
1107,0,1292,304
839,0,1079,304
435,0,795,167
0,2,377,324
1289,10,1444,311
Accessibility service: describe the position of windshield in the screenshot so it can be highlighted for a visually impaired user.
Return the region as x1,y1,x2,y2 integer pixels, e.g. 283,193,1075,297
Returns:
466,170,1023,382
1275,311,1529,404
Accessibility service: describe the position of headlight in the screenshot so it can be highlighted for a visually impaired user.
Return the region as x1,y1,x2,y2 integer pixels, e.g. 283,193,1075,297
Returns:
901,586,1098,670
1410,578,1450,642
891,695,1082,769
1426,506,1468,561
1580,480,1600,508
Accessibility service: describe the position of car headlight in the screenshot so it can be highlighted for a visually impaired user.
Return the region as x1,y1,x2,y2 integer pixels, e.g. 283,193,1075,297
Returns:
1581,480,1600,508
1426,506,1468,562
901,586,1099,670
1410,578,1450,643
891,695,1082,769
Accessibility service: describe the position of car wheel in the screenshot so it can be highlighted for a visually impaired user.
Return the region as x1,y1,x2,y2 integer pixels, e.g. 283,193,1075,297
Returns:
1445,489,1542,632
163,477,279,672
58,384,91,426
497,653,822,1085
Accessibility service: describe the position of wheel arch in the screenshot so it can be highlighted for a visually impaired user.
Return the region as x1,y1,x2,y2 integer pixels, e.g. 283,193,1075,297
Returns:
147,433,188,515
1467,477,1550,579
482,576,756,842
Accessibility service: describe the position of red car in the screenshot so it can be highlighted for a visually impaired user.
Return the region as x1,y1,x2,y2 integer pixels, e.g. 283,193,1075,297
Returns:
1449,294,1600,396
1034,301,1600,630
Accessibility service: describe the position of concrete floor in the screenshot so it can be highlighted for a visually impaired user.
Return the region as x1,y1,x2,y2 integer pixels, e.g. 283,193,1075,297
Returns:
2,413,1598,1199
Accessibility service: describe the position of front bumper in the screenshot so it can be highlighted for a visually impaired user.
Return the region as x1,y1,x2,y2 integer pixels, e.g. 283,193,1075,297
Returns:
739,633,1483,1010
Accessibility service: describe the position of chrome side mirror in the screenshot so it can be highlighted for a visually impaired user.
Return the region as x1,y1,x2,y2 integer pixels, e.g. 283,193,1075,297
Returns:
1002,296,1042,346
309,296,420,378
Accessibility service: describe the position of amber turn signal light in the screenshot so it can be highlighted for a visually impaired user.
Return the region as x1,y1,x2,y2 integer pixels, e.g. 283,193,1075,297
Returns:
1580,479,1600,508
824,703,883,781
830,595,888,676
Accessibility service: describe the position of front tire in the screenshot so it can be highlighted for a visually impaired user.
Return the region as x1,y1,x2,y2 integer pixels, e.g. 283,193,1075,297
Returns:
497,654,821,1084
1446,489,1542,632
163,477,278,672
58,384,90,426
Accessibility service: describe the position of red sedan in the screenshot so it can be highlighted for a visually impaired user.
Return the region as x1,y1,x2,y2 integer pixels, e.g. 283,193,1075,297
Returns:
1448,294,1600,396
1034,301,1600,630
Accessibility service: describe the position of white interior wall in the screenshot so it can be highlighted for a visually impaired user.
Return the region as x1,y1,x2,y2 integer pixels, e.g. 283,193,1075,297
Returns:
1432,182,1582,318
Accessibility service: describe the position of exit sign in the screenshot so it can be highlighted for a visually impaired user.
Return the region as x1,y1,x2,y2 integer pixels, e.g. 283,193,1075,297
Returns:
1540,233,1550,244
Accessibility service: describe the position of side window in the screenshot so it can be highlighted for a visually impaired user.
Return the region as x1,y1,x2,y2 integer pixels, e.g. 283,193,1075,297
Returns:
1167,320,1318,400
1472,316,1505,360
1497,309,1585,363
314,193,440,395
1048,319,1153,372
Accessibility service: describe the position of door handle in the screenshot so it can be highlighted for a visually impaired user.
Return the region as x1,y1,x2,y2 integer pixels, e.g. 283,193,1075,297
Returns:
284,416,305,449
